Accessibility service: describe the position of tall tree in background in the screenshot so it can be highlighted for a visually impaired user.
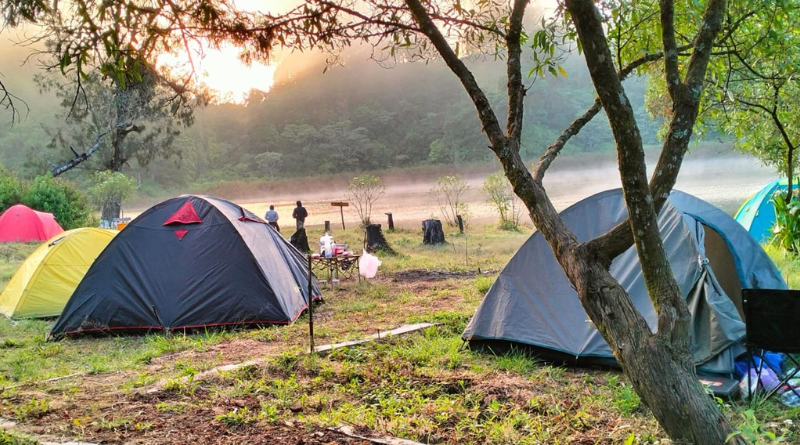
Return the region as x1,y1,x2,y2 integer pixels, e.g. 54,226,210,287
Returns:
37,66,200,173
708,2,800,197
0,0,787,442
646,2,800,197
33,64,203,218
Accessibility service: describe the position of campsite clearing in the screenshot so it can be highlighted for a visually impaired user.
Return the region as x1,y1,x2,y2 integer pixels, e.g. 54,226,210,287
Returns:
1,225,799,444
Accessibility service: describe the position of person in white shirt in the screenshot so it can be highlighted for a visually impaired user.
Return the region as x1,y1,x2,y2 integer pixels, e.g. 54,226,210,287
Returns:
265,205,280,232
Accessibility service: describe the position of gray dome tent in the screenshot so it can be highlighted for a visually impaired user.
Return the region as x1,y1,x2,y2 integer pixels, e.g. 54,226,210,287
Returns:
463,189,786,375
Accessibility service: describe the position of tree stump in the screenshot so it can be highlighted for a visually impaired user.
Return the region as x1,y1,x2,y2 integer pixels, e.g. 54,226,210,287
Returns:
365,224,394,254
422,219,446,245
290,228,310,253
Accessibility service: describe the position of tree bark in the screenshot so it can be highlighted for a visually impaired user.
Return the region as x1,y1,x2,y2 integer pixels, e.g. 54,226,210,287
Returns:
110,127,127,172
101,201,121,222
365,223,394,254
422,219,446,245
290,228,311,253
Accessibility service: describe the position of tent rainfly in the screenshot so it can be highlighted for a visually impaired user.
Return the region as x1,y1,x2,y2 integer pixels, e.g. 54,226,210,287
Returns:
0,204,63,242
463,189,787,375
50,195,321,336
0,228,116,319
734,178,796,243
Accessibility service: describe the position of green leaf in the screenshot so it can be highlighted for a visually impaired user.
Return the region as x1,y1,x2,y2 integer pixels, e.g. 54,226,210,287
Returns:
558,66,568,78
624,433,635,445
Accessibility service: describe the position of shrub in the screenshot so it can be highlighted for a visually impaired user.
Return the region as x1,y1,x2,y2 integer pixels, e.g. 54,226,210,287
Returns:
23,176,92,229
0,166,25,213
770,190,800,254
481,172,524,230
430,174,470,227
346,174,385,226
89,171,137,222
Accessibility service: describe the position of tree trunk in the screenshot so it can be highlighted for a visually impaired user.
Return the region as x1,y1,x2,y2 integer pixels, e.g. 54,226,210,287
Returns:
101,201,121,222
787,146,794,199
365,223,394,254
574,260,742,445
403,0,741,441
290,228,310,253
422,219,445,245
110,129,126,172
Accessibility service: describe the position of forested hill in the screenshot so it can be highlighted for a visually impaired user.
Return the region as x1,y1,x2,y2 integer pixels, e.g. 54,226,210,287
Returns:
0,45,661,191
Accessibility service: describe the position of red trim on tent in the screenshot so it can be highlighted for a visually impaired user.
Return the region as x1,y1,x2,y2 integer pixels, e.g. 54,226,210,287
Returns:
174,229,188,240
163,201,202,225
238,215,266,223
57,294,324,335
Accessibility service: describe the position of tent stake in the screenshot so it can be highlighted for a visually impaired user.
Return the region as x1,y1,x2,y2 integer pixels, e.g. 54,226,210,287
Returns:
307,255,315,355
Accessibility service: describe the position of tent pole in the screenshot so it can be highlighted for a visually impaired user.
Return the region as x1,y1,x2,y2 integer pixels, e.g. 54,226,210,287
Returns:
307,255,315,355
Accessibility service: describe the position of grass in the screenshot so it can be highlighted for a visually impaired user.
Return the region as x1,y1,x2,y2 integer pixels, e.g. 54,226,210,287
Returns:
1,223,799,443
764,244,800,289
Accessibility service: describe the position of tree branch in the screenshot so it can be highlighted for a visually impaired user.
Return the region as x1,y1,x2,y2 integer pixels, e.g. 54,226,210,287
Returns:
401,0,504,149
587,0,727,271
0,77,30,126
50,132,108,177
505,0,528,144
532,46,690,182
659,0,681,99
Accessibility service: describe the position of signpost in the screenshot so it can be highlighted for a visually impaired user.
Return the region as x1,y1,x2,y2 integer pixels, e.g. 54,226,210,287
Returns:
331,201,349,230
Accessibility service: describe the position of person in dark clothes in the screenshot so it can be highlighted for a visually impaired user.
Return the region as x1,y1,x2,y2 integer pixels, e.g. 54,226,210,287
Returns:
265,205,280,232
292,200,309,230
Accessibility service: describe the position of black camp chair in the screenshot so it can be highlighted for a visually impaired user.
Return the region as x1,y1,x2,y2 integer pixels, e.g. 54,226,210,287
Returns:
742,288,800,401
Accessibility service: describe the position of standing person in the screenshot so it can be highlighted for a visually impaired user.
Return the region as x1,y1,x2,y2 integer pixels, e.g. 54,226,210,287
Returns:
292,200,309,230
265,205,280,232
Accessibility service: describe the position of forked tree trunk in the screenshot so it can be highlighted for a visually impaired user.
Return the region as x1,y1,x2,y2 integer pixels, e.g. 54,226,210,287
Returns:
403,0,741,441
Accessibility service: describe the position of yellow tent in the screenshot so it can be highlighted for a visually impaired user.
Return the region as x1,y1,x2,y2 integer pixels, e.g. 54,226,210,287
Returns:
0,228,116,319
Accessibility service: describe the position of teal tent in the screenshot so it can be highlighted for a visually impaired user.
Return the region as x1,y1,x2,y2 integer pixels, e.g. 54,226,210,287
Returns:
734,178,797,243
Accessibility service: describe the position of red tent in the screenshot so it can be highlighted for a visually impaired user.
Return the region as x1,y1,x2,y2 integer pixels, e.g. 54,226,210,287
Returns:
0,204,64,242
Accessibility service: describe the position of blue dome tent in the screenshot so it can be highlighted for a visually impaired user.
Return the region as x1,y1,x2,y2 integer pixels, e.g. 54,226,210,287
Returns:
734,178,797,243
463,189,786,376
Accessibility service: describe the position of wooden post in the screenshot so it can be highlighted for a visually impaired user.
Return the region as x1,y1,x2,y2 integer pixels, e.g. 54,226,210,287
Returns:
385,212,394,231
307,255,314,354
324,220,331,232
456,214,464,234
331,202,349,230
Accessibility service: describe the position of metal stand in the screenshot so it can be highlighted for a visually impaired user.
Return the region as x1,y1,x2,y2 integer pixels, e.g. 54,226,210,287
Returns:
307,255,314,354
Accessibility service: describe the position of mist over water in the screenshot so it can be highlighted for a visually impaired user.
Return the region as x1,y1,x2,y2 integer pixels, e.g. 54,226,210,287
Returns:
227,151,774,230
541,153,773,215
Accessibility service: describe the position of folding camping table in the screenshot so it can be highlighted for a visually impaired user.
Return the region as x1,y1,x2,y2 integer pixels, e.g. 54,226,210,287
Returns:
311,254,361,287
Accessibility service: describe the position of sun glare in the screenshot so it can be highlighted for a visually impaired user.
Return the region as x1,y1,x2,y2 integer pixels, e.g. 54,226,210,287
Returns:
159,44,277,105
197,47,277,104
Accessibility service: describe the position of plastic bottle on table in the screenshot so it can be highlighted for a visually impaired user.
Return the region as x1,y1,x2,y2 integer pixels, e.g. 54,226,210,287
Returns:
320,232,333,258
